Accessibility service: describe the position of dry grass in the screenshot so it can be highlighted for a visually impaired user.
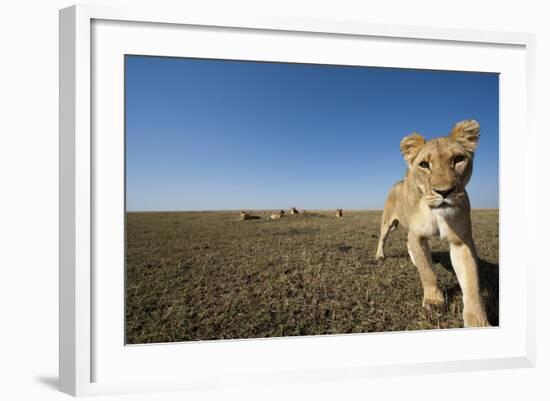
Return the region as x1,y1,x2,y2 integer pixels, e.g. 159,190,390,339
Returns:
125,209,499,344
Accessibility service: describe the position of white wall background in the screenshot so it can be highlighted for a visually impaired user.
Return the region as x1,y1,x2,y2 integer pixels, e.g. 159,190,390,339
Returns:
0,0,547,399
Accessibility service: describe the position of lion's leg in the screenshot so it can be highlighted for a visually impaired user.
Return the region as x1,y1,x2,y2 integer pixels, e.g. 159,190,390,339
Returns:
449,238,490,327
407,232,444,308
376,212,398,260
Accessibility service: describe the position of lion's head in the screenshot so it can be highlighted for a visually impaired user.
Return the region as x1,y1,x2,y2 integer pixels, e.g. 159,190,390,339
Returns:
400,119,480,210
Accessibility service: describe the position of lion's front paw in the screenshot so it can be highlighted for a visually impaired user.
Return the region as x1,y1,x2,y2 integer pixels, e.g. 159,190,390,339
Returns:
463,310,491,328
376,250,385,260
422,287,445,309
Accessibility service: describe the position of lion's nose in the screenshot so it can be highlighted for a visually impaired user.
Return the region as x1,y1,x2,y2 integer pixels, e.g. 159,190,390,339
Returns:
433,187,456,198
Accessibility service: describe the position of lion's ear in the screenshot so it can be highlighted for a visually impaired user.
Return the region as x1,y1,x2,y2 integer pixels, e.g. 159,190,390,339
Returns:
400,133,425,164
449,120,480,153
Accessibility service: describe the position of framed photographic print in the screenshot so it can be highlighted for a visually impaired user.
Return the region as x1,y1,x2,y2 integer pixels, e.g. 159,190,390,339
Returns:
59,4,536,396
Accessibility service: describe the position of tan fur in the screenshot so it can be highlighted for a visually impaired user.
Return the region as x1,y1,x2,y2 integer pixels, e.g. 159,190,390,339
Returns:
240,211,260,221
376,120,489,328
335,209,343,218
269,210,285,220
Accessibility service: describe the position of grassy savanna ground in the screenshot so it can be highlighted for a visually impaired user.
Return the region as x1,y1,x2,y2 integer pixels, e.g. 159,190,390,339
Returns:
125,209,499,344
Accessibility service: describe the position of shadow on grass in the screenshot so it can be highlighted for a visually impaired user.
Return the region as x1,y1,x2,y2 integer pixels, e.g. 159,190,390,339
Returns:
432,251,499,326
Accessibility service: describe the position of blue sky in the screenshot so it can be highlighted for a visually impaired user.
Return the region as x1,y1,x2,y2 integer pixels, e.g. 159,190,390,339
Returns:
125,56,498,211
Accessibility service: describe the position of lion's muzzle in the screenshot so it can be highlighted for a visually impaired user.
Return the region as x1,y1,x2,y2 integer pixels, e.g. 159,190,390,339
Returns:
432,186,456,199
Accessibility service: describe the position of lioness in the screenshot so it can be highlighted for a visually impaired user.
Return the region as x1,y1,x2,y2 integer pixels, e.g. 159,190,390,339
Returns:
240,211,260,221
269,210,285,220
376,120,489,328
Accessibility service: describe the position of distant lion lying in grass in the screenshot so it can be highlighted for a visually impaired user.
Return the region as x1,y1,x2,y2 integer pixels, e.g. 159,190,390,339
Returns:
376,120,490,328
268,210,285,220
240,211,260,221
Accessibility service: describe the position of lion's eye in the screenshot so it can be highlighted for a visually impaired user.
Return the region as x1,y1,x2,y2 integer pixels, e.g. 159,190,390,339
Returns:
419,161,430,169
454,155,466,164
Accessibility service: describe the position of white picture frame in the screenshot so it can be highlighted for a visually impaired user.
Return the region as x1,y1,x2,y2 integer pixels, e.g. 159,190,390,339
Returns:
59,4,536,397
